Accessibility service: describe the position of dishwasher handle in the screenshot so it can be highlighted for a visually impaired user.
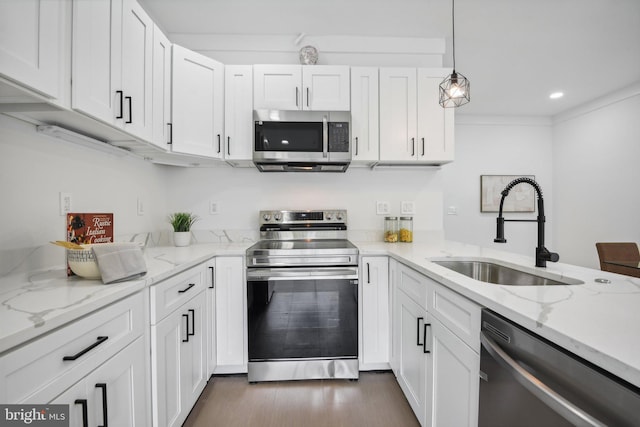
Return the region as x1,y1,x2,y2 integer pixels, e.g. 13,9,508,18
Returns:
480,331,607,427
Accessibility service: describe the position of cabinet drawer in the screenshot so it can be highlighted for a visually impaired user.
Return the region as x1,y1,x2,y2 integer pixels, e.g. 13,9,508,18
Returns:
0,291,145,404
397,263,429,309
428,282,481,351
150,265,205,324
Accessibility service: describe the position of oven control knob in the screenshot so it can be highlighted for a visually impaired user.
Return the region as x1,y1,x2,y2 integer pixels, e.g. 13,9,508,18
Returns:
262,213,271,221
325,212,333,220
274,213,282,221
336,212,344,221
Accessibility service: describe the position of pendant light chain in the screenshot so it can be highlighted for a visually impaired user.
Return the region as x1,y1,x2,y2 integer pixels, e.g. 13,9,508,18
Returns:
438,0,470,108
451,0,456,72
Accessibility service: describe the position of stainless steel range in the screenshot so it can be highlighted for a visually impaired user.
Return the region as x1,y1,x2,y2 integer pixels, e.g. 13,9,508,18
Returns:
245,209,359,382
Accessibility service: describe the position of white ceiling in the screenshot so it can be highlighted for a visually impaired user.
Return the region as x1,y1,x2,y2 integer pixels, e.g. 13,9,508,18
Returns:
138,0,640,117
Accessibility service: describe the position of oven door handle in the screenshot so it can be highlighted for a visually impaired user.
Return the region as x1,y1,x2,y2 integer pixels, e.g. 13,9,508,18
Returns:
247,267,358,281
480,332,607,427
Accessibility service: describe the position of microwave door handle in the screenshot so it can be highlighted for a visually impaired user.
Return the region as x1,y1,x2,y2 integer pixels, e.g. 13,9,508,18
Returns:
322,115,328,158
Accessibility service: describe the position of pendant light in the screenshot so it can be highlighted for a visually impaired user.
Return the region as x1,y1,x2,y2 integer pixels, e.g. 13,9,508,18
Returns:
439,0,470,108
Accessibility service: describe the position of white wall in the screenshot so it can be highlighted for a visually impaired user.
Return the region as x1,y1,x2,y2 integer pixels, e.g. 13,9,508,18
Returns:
552,90,640,269
441,116,554,258
162,165,445,237
0,115,167,273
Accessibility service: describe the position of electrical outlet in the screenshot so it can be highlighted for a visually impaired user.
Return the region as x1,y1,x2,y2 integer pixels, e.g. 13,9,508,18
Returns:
447,206,458,215
59,192,72,216
376,201,390,215
401,201,415,215
137,198,145,216
209,201,219,215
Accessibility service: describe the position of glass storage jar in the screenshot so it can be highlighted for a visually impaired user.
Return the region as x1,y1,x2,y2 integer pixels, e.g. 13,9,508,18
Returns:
399,217,413,242
384,217,399,242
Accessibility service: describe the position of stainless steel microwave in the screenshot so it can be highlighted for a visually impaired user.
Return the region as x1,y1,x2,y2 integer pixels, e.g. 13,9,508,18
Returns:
253,110,351,172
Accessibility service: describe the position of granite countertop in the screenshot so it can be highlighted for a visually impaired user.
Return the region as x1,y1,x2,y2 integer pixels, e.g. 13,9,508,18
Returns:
2,238,639,390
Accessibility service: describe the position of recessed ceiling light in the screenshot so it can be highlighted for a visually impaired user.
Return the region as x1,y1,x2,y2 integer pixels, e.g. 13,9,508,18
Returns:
549,92,564,99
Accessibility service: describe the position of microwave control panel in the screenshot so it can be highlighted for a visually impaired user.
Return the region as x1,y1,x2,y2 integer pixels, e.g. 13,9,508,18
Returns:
328,122,350,153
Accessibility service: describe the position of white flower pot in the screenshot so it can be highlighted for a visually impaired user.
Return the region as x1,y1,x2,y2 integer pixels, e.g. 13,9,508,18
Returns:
173,231,191,247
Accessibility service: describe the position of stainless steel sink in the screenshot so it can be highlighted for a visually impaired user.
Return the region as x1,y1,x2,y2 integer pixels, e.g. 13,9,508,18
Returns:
432,259,583,286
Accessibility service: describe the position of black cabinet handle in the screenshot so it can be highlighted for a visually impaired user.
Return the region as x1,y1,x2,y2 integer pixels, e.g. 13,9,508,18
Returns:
217,134,221,153
96,383,108,427
421,137,425,156
188,309,195,337
167,123,172,145
63,336,109,361
227,136,231,155
74,399,88,427
209,266,215,289
416,317,424,346
116,91,123,119
411,138,416,156
125,96,132,123
178,283,195,293
423,323,431,354
306,87,310,107
182,313,189,342
366,263,371,284
355,137,359,156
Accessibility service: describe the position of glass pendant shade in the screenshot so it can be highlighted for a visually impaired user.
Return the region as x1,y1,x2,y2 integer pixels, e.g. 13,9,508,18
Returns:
439,70,470,108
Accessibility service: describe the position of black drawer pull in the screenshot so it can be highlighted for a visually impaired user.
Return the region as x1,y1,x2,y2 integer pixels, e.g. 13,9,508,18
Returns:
423,323,431,354
63,336,108,361
96,383,108,427
416,317,424,346
209,266,215,288
178,283,195,293
167,123,173,145
125,96,132,123
115,91,123,119
75,399,88,427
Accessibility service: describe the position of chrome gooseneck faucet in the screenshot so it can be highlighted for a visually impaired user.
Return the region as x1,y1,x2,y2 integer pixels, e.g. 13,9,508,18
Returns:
494,177,559,267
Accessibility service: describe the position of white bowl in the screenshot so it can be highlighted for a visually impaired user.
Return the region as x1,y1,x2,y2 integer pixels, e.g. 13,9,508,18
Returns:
67,245,101,279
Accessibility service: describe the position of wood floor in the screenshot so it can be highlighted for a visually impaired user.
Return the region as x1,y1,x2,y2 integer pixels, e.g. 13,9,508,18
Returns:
183,371,420,427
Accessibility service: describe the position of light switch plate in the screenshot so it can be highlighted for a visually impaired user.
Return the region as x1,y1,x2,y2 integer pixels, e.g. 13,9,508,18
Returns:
59,192,72,216
376,201,390,215
401,201,415,215
209,201,219,215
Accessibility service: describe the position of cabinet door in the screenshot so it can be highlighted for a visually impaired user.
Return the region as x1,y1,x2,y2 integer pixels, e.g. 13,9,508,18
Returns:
224,65,254,162
379,68,418,161
302,65,350,111
429,318,479,427
151,24,172,150
180,296,207,411
151,307,183,427
72,0,123,125
253,64,301,110
417,69,455,163
172,44,225,158
85,337,149,427
350,67,379,163
215,257,246,373
0,0,66,99
121,0,153,140
205,261,217,377
395,289,429,426
360,256,390,369
50,379,87,427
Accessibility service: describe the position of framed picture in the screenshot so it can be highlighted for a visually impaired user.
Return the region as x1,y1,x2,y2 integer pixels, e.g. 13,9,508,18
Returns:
480,175,536,212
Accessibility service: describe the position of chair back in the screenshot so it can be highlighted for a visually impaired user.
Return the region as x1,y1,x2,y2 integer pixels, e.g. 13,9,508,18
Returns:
595,242,640,270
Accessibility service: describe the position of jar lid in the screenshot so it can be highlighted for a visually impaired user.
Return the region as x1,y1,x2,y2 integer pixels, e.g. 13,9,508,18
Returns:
385,216,398,220
400,216,413,220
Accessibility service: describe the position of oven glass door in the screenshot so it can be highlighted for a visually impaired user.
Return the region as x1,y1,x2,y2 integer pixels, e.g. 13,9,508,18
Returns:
247,277,358,361
255,121,323,152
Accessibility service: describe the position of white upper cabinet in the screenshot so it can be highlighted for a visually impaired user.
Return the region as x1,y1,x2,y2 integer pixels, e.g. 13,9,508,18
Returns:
224,65,253,163
72,0,153,141
151,24,172,150
379,67,454,164
253,65,350,111
350,67,379,163
0,0,68,100
171,44,225,158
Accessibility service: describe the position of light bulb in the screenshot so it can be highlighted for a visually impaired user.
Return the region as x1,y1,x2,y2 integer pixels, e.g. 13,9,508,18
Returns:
448,84,465,98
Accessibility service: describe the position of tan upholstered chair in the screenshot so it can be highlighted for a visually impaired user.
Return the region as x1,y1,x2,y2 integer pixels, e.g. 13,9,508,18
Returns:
595,242,640,278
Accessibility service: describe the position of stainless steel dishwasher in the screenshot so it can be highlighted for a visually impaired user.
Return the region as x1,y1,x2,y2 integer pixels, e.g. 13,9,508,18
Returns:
479,309,640,427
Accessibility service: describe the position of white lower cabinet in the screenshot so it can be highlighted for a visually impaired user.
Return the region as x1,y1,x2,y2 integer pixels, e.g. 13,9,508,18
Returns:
150,265,208,427
52,337,149,427
214,256,246,373
391,262,480,427
360,256,390,370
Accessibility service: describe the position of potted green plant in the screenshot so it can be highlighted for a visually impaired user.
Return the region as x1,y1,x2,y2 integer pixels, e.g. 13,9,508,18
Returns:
168,212,199,247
